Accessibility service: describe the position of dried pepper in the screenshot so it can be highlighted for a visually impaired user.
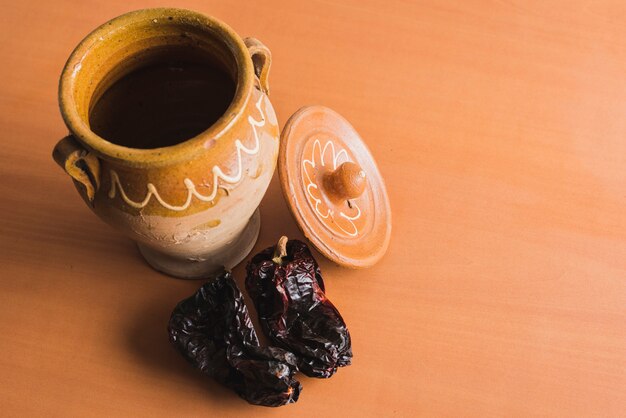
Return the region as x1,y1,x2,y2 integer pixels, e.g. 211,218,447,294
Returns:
168,272,301,407
245,236,352,378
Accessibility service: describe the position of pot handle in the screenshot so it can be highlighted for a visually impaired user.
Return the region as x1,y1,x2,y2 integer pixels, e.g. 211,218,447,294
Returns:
52,135,101,203
244,37,272,96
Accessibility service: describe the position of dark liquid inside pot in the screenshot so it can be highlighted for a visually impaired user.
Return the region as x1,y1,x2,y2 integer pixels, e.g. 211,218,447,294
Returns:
89,59,235,149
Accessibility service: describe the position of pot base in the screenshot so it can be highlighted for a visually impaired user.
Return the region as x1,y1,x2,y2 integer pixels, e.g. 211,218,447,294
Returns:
137,209,261,279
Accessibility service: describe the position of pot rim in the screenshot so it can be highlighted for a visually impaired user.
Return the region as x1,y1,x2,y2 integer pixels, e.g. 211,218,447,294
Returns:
58,8,254,167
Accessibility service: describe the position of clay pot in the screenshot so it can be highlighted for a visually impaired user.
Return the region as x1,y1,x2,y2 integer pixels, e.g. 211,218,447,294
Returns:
53,8,279,278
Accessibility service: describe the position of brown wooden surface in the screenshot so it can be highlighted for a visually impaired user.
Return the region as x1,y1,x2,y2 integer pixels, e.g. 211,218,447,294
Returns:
1,0,626,416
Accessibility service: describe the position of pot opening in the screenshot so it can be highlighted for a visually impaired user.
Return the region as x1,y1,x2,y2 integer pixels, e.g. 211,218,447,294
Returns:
71,15,239,150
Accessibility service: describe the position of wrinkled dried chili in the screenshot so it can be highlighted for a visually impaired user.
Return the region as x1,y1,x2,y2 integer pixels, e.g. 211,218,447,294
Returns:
168,272,301,407
245,236,352,378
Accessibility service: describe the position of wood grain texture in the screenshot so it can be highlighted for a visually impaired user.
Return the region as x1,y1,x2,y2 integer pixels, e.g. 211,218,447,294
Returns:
1,0,626,416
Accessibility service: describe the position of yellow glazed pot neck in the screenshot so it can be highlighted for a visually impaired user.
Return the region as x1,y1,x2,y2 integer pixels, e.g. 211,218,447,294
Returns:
58,8,255,168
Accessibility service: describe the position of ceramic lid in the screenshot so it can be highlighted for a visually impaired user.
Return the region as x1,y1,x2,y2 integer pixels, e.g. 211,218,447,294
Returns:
278,106,391,268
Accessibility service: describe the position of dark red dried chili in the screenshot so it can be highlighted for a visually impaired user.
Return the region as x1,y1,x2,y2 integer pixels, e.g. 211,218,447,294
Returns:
245,236,352,378
168,272,301,407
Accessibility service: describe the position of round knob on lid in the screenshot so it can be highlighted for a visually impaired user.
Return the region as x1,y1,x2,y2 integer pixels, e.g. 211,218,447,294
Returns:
324,162,366,201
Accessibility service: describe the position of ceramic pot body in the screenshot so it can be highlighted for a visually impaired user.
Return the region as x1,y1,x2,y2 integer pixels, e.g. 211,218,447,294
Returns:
53,9,279,278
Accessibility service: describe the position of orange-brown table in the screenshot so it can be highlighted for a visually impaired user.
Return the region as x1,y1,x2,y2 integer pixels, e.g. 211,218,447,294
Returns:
1,1,625,416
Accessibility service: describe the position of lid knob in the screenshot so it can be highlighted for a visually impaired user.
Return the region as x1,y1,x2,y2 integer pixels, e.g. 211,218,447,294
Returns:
324,161,366,201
